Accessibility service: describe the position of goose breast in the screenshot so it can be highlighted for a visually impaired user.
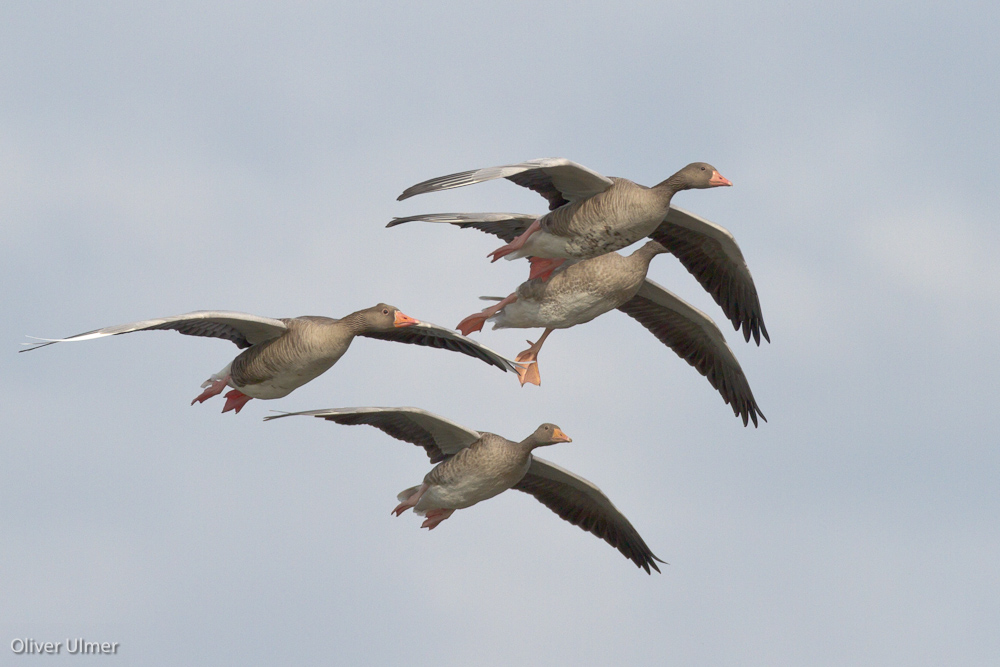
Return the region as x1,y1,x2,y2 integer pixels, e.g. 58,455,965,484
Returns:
230,318,351,399
417,434,532,510
530,179,666,259
493,252,647,330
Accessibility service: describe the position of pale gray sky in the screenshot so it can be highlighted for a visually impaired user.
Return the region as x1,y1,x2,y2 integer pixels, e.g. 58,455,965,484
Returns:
3,2,998,665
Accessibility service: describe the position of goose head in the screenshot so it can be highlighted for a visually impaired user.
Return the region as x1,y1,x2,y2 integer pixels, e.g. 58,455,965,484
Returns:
669,162,732,189
360,303,419,331
523,423,573,449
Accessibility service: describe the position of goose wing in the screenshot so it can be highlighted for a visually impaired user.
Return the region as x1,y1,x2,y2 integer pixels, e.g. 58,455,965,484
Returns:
265,407,481,463
513,456,664,574
617,280,766,427
397,158,614,210
359,320,522,374
651,206,769,344
387,212,537,244
22,311,289,352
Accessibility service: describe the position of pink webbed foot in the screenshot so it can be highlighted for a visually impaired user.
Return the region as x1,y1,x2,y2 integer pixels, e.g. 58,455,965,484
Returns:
456,312,489,336
487,219,541,263
528,257,566,281
455,293,518,336
221,389,253,414
515,360,541,386
514,329,554,387
420,508,455,530
393,484,429,516
191,377,229,405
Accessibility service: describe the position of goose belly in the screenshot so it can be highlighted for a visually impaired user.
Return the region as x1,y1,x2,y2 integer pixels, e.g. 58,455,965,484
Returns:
416,469,524,511
494,289,615,329
567,218,659,257
511,230,577,260
563,197,663,258
234,356,340,399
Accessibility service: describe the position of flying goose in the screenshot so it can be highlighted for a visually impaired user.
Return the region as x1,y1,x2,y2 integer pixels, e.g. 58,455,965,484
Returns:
455,241,765,427
389,206,768,345
395,158,733,284
265,406,664,574
22,305,520,413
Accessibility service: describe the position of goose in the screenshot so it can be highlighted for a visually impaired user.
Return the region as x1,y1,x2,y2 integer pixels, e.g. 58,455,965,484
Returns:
389,206,768,345
265,406,664,574
455,241,765,427
22,305,520,413
395,158,733,284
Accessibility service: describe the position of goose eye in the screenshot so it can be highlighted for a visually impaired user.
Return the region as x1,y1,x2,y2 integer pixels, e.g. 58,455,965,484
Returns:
382,309,389,315
700,166,706,171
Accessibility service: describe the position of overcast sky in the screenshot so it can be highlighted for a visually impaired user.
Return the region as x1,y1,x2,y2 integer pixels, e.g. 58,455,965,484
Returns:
3,2,998,665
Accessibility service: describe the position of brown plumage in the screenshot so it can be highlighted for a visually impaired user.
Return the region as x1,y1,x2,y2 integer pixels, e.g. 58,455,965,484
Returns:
266,407,665,573
23,304,521,413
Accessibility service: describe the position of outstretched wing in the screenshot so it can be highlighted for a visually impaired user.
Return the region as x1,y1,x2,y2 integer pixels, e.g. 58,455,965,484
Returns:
617,280,766,427
22,311,289,352
387,212,537,244
265,407,481,463
514,456,664,574
359,321,522,374
397,158,614,210
651,206,769,345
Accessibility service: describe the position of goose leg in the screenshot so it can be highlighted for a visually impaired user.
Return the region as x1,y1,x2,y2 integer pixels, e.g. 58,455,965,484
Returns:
221,389,253,414
487,219,541,262
515,328,554,386
528,257,566,281
421,508,455,530
455,293,518,336
191,376,229,405
392,483,429,516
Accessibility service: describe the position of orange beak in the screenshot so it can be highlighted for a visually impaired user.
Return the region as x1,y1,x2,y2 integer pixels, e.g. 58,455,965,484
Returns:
393,311,419,328
551,428,572,443
709,171,732,187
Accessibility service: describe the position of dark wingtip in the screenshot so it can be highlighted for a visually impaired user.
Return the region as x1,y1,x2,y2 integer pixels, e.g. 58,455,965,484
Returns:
18,341,52,353
737,320,751,343
642,554,667,574
745,405,766,428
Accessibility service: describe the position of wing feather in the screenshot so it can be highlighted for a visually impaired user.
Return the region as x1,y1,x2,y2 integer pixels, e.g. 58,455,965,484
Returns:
359,321,521,373
514,457,664,574
651,206,769,344
387,212,537,244
264,407,482,463
22,311,288,352
397,158,613,210
617,280,766,427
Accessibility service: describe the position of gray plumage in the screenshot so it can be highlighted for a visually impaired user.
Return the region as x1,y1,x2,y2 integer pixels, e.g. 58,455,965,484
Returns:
616,280,766,427
396,157,615,209
388,205,767,345
20,310,289,351
396,158,732,263
23,305,520,409
478,243,765,426
266,407,664,574
387,212,536,243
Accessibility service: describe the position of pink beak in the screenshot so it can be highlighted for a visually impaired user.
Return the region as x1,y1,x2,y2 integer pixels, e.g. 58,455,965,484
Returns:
551,428,572,443
709,171,733,187
394,311,419,328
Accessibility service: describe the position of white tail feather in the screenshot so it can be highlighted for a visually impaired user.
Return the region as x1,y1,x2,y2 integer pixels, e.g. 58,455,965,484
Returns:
396,485,422,503
200,361,233,388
